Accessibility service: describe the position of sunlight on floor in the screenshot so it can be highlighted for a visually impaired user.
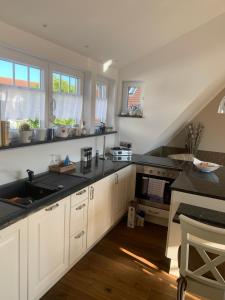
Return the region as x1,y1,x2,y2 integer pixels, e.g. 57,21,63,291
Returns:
119,247,159,270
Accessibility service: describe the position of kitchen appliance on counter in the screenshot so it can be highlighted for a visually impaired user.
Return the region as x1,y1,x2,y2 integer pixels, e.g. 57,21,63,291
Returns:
109,146,132,161
81,147,92,163
135,164,180,226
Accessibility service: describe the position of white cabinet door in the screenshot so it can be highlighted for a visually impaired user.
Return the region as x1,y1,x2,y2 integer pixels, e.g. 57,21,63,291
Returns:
87,175,112,248
69,198,88,266
70,199,88,237
0,218,27,300
69,230,86,265
28,198,70,300
112,165,136,222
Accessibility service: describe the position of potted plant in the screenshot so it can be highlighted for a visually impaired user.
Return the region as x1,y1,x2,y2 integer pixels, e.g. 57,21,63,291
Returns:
19,122,33,144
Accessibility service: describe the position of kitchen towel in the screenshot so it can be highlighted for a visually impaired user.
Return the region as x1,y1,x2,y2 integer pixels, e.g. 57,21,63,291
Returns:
148,178,166,202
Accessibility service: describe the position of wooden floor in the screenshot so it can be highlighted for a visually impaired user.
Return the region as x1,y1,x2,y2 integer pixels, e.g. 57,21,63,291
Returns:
42,220,203,300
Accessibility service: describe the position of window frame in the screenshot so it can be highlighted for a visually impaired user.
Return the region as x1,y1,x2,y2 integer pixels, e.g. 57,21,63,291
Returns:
95,77,109,123
48,63,84,126
0,57,44,91
121,80,144,115
0,49,47,128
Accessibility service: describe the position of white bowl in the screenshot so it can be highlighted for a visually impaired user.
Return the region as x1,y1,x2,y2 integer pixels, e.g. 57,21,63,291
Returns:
193,158,220,173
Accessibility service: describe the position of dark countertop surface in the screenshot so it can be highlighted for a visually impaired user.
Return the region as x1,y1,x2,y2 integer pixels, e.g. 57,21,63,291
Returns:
171,162,225,201
173,203,225,229
1,152,225,230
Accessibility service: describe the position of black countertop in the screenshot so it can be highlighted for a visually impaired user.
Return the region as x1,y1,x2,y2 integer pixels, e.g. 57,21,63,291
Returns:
171,162,225,201
1,153,225,230
173,203,225,229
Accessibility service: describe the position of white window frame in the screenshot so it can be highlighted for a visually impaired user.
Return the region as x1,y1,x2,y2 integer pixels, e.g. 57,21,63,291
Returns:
121,81,144,115
48,63,84,126
95,77,109,123
0,47,48,128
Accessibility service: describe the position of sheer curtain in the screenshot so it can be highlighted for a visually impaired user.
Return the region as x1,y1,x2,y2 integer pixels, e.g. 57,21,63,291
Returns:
95,97,107,123
95,83,107,123
53,93,83,123
0,85,45,121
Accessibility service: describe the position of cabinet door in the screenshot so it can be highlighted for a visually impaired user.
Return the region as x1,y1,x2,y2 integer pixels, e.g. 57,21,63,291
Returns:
69,230,86,266
0,219,27,300
112,165,136,223
87,176,112,248
28,198,70,300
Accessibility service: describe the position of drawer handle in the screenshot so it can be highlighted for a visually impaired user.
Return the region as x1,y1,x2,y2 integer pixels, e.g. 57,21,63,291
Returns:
76,189,86,196
76,203,86,210
90,186,94,200
45,203,59,211
74,231,85,239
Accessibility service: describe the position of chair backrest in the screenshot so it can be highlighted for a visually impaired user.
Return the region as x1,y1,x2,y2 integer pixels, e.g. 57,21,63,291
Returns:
180,215,225,290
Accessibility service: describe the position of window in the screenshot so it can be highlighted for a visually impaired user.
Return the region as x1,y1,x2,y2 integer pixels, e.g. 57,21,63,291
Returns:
52,71,82,126
95,81,108,123
121,81,144,117
0,58,44,128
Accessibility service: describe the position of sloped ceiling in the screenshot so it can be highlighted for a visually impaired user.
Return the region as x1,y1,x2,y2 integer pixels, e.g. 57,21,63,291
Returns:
0,0,224,67
118,13,225,153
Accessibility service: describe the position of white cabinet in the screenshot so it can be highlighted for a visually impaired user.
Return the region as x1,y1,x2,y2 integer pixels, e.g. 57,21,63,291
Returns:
28,198,70,300
87,175,112,248
0,218,27,300
112,165,136,223
69,230,86,266
69,195,88,266
87,165,136,249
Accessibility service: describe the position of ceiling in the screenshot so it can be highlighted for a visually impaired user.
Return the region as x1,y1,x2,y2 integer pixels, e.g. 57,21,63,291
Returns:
0,0,225,68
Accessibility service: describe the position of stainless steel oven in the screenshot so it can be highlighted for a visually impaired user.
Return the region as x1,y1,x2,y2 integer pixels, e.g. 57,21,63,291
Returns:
135,165,180,225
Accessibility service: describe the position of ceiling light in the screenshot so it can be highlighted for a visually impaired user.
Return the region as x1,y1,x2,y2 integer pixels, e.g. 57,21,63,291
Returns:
103,60,112,72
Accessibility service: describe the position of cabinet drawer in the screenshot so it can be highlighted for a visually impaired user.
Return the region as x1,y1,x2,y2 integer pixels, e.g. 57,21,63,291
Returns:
138,204,169,219
69,230,86,266
70,200,88,236
71,187,88,207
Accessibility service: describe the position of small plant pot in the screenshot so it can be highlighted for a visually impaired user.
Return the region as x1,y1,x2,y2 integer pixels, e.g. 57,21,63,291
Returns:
35,128,47,141
20,130,33,144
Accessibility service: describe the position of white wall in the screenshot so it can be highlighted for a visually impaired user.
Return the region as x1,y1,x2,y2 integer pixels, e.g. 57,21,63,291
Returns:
169,87,225,153
0,21,118,185
118,13,225,154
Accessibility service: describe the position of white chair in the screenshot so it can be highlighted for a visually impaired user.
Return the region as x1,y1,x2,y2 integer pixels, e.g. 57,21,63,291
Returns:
177,215,225,300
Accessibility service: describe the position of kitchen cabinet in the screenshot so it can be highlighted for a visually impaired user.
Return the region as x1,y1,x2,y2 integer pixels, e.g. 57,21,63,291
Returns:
112,165,136,223
69,193,88,266
87,165,136,249
0,218,27,300
87,175,113,248
28,197,70,300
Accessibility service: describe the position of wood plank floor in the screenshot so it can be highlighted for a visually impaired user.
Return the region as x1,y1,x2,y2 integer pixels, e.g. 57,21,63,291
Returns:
42,220,203,300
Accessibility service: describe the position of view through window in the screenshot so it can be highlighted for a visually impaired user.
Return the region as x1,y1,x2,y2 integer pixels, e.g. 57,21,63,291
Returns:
52,72,82,126
0,59,44,128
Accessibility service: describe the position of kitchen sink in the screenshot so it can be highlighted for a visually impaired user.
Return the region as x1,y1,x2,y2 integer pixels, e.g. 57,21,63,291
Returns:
0,172,88,208
0,181,59,208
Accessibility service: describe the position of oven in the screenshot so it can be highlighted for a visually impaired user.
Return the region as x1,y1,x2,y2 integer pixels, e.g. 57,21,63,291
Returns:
135,165,180,225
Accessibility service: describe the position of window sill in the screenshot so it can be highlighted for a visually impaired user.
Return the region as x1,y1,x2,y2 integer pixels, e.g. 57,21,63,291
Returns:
0,131,117,151
118,114,143,118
